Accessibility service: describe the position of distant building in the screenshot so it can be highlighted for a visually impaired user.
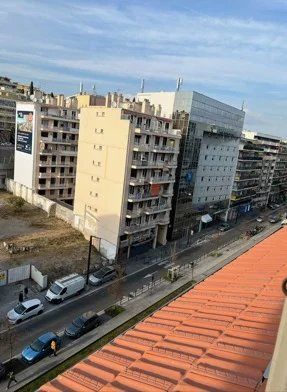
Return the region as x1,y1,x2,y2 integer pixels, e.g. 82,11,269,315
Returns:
74,93,181,259
0,145,14,188
243,131,285,206
14,94,79,205
137,91,245,239
229,137,264,219
0,76,28,144
75,93,106,109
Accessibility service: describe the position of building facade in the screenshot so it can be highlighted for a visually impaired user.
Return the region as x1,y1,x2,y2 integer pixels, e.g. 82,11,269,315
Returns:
0,76,28,144
74,94,181,259
229,137,264,219
243,131,283,206
14,95,79,205
137,91,245,240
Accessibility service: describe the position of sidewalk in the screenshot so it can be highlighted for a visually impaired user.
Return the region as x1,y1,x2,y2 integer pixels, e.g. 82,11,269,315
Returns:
2,223,280,392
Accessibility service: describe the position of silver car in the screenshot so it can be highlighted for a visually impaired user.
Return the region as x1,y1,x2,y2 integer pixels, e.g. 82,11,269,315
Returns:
7,299,44,324
88,266,117,286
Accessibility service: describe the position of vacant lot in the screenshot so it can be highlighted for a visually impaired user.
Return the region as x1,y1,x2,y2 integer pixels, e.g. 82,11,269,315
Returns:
0,191,101,281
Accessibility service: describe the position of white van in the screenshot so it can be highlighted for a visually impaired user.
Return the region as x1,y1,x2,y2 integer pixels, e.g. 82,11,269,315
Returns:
45,273,85,304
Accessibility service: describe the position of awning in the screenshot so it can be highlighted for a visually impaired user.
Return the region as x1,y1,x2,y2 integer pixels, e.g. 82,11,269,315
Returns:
201,214,212,223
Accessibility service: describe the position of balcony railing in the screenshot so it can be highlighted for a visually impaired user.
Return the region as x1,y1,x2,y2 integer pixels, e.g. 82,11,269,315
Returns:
128,192,158,201
134,125,181,138
149,175,175,184
144,204,171,214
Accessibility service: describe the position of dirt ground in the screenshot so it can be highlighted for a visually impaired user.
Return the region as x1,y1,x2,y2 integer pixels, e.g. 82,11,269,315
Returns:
0,191,102,281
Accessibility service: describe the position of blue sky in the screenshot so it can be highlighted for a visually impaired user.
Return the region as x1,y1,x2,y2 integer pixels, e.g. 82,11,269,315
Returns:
1,0,287,136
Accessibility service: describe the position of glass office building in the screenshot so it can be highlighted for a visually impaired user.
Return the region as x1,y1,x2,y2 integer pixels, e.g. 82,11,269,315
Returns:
137,91,245,240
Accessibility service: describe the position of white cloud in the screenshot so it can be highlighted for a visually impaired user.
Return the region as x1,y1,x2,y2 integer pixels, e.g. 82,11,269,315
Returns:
1,1,287,135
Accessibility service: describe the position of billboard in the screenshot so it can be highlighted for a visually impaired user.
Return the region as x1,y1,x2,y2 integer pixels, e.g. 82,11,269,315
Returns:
16,110,34,154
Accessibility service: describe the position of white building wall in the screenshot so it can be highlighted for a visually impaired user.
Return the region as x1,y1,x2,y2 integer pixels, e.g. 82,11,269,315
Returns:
192,134,239,205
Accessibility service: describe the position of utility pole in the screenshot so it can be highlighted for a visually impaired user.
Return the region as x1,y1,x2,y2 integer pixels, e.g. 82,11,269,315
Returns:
86,235,101,285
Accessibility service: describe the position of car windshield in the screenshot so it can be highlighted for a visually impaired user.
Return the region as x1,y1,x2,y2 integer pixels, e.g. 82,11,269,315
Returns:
93,268,111,279
14,303,26,314
72,317,85,328
30,339,45,352
49,283,62,295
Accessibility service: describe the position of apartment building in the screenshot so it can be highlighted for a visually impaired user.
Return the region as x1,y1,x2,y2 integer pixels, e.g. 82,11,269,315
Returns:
243,131,282,206
0,76,28,144
74,93,181,259
14,94,79,205
270,140,287,204
229,138,264,219
137,91,245,239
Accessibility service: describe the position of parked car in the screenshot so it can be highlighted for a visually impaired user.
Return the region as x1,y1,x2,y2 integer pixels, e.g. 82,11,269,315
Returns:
65,311,102,339
218,223,230,232
0,362,6,381
281,219,287,226
269,216,280,224
7,299,44,324
45,273,85,304
256,216,264,223
21,332,61,365
88,266,117,286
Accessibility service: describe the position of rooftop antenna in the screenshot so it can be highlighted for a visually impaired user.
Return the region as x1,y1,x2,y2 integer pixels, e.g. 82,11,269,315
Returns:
176,77,183,92
79,81,83,95
92,84,96,94
140,78,145,93
241,100,245,111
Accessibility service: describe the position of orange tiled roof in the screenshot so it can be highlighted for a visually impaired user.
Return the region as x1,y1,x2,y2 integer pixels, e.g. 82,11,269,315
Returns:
39,228,287,392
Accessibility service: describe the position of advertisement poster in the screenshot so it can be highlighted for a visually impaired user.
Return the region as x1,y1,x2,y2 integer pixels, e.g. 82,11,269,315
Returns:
16,110,34,154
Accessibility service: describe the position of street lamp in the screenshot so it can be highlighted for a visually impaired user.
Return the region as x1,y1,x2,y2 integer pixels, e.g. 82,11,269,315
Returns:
86,235,101,285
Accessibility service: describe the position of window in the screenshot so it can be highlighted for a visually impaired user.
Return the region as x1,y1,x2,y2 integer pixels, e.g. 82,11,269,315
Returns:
207,186,210,191
201,177,204,181
205,155,208,160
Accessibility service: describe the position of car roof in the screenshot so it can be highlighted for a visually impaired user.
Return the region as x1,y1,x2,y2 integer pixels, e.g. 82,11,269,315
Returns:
22,299,41,308
38,332,57,343
81,311,98,320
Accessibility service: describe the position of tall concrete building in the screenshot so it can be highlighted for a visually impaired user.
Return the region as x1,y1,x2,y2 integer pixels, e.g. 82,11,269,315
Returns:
14,94,79,205
229,137,264,218
137,91,245,239
74,93,181,259
243,131,282,206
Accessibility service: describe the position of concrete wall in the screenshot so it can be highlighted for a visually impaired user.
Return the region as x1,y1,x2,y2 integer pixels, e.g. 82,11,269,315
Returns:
6,178,55,216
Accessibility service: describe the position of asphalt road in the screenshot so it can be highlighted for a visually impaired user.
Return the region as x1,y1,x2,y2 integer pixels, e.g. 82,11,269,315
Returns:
0,205,285,363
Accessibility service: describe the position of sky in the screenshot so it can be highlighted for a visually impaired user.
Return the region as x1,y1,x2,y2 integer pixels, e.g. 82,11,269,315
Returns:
1,0,287,136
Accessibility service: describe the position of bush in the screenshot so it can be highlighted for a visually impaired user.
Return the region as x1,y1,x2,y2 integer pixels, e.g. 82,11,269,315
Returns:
105,305,125,317
7,196,25,212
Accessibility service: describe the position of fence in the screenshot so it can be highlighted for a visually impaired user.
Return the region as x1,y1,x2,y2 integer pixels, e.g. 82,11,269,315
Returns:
0,264,47,290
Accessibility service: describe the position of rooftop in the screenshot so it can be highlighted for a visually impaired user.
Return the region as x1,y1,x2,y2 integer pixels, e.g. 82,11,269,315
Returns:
39,228,287,392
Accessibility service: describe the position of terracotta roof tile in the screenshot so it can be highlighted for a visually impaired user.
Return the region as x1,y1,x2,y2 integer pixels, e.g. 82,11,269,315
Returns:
39,227,287,392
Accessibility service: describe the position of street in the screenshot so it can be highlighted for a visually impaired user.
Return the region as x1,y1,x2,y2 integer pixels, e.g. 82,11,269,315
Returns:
0,205,285,364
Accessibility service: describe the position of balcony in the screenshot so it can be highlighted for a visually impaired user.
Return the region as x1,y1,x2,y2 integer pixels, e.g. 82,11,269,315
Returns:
38,183,74,190
144,203,172,215
128,193,158,202
131,159,165,168
39,161,75,167
39,149,53,155
41,113,79,122
233,183,258,192
126,208,144,219
40,137,77,145
161,190,173,197
134,125,181,139
59,150,77,156
234,175,260,181
149,175,175,184
129,177,148,186
124,220,157,234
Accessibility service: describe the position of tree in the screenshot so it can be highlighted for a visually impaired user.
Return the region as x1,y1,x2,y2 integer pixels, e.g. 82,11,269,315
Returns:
29,81,34,95
6,196,25,212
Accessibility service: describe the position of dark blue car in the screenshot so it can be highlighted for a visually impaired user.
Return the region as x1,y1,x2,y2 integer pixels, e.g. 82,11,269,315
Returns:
21,332,61,365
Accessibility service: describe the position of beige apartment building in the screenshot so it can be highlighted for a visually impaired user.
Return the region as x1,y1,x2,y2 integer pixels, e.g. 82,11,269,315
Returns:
14,94,79,205
74,94,181,260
